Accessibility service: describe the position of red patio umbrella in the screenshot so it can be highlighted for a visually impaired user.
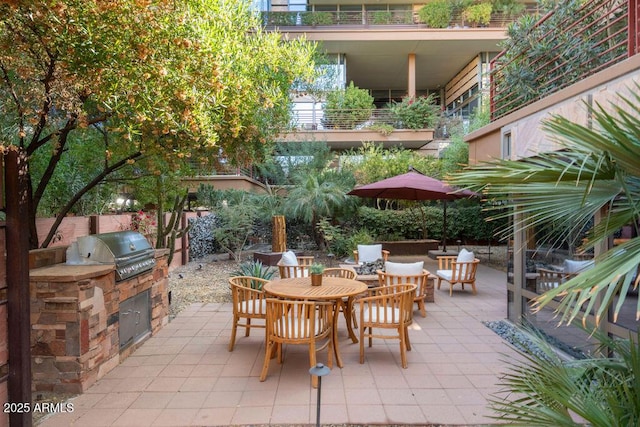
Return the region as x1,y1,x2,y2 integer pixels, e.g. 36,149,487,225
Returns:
347,170,477,252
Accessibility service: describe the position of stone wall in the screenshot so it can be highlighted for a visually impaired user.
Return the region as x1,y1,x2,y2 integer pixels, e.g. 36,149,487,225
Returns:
29,250,169,394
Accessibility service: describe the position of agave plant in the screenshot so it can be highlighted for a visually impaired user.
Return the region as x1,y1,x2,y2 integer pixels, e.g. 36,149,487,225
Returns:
231,260,275,289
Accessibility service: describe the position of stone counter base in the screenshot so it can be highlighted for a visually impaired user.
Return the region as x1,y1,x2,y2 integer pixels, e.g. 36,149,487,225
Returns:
29,251,169,394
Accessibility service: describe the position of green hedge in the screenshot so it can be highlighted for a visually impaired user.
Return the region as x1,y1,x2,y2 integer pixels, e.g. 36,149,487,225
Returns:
355,204,503,243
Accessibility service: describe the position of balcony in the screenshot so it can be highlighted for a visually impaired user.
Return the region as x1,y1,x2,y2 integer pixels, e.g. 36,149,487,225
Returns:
278,106,444,151
261,9,535,29
490,0,640,121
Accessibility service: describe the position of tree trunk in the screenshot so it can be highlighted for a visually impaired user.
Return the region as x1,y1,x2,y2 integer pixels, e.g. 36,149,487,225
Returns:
272,215,286,252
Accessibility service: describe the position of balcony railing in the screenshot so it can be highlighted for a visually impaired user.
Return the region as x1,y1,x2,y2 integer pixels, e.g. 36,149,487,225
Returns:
261,9,535,29
291,107,395,131
490,0,640,121
289,106,456,139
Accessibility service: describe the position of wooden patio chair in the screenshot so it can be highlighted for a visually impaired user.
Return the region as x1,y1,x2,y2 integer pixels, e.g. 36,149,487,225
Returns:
228,276,269,351
323,267,360,329
260,298,333,388
353,244,390,264
435,252,480,296
357,283,416,368
277,252,315,278
377,268,431,317
322,267,357,280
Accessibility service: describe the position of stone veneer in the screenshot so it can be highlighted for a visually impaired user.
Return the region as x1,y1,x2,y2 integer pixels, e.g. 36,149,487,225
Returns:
29,250,169,394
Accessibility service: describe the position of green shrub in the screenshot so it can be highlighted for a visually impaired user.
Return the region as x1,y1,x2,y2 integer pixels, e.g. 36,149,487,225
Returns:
356,206,429,240
389,94,439,130
303,11,333,26
418,0,452,28
269,12,297,26
366,123,394,136
232,260,275,289
346,228,375,253
355,204,503,242
317,218,374,258
463,2,492,26
213,203,257,262
372,11,392,25
323,82,375,129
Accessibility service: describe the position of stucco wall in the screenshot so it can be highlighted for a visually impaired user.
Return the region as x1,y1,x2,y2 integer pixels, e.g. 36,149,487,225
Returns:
509,74,639,160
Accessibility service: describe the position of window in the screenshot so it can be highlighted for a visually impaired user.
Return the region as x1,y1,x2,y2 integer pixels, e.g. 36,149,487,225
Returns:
502,131,511,159
289,0,307,12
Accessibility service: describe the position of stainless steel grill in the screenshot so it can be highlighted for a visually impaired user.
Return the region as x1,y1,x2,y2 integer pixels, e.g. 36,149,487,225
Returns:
76,231,156,281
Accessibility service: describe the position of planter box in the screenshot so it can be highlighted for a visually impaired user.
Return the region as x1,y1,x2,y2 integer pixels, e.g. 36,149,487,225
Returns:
253,250,305,266
376,239,439,256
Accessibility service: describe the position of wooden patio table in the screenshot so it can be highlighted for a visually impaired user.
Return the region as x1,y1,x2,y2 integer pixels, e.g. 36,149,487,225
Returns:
263,276,368,368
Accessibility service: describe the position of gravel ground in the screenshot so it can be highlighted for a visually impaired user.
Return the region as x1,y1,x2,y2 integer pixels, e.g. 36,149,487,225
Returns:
168,245,508,318
168,252,243,317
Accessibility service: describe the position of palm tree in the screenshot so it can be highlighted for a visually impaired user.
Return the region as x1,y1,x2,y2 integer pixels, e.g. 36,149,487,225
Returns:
284,170,352,248
449,90,640,326
489,324,640,426
448,89,640,425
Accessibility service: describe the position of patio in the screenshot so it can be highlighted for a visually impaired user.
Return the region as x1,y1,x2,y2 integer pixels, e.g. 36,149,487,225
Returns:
38,258,520,426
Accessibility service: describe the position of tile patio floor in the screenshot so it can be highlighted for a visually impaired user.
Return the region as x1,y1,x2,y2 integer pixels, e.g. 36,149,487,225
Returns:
39,257,520,427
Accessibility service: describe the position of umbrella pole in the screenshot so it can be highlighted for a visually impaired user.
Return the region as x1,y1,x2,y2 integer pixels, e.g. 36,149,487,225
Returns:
442,201,447,252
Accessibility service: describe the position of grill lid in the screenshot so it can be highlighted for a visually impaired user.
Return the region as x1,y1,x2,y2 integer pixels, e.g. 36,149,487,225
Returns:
76,231,156,281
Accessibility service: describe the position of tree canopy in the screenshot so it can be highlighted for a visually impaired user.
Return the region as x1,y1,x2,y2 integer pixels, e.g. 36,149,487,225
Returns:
0,0,318,247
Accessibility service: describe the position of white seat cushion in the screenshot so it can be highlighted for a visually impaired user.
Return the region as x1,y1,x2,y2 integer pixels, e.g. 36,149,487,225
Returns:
456,248,475,263
436,270,453,281
456,248,475,276
240,299,266,314
278,315,324,337
385,261,424,276
280,250,298,266
563,259,594,274
280,250,300,277
357,244,383,263
361,306,401,323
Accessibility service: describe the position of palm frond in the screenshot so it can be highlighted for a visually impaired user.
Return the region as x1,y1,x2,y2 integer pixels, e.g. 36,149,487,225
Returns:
534,237,640,326
490,325,640,425
542,88,640,178
450,87,640,330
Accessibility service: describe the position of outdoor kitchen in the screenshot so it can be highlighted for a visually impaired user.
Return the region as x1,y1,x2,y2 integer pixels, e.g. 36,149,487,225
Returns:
28,231,170,394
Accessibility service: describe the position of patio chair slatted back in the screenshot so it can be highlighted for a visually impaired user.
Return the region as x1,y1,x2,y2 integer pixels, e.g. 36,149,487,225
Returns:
357,283,416,368
377,269,431,317
260,298,334,388
228,276,269,351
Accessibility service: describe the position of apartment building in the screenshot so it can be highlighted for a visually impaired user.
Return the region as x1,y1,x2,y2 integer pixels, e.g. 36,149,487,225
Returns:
255,1,534,153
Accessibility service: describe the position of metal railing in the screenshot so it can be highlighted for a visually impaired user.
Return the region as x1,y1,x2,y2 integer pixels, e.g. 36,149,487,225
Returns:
289,106,463,139
291,107,395,131
490,0,639,121
261,9,535,29
188,159,256,179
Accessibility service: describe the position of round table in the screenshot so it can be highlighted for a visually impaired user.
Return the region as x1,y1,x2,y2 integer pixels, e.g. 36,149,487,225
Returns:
264,276,368,368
